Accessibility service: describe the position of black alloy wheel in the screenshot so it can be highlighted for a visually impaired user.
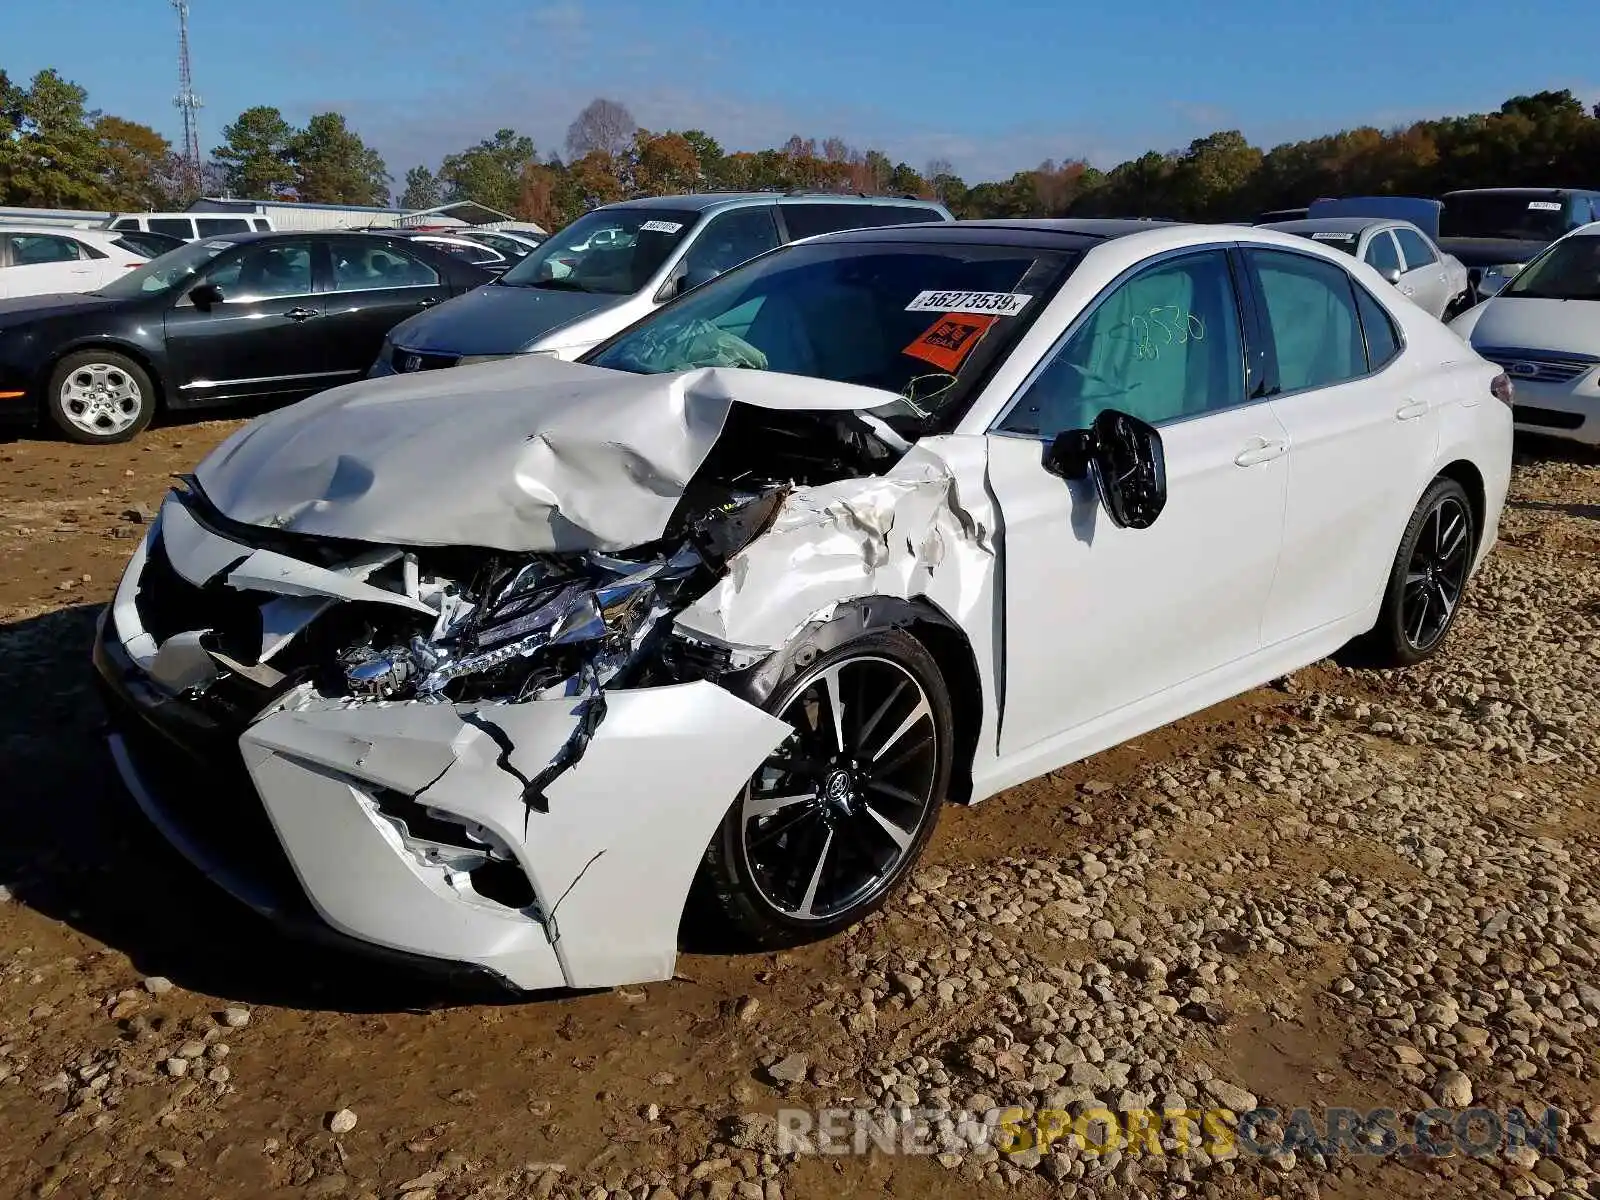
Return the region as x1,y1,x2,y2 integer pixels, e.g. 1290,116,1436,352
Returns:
1363,476,1476,667
699,628,953,946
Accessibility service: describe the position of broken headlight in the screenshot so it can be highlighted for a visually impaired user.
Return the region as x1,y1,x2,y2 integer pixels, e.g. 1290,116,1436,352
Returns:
337,484,787,705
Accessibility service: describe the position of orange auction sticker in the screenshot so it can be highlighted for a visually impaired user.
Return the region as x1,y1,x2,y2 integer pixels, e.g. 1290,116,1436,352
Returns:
902,313,998,372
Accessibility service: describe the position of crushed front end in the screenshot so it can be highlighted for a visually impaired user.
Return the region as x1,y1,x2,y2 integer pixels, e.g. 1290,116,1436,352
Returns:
93,477,797,991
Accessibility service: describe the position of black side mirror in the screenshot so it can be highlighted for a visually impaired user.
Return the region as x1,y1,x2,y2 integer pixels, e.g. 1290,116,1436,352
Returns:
189,282,224,308
1043,409,1167,530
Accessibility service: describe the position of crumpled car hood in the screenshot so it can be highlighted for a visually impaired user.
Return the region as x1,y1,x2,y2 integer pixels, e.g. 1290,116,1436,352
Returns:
194,355,900,553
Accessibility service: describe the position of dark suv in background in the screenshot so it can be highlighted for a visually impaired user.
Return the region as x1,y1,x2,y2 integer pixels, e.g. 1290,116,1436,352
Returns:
368,191,953,376
1439,187,1600,298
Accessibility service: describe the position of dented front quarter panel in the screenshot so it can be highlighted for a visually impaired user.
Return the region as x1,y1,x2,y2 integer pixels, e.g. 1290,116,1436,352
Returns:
674,435,1004,769
240,683,790,991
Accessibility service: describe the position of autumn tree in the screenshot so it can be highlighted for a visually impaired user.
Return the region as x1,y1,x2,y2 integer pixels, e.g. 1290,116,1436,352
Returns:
514,161,570,228
634,130,700,194
0,69,108,207
291,112,391,205
567,150,626,209
1170,131,1262,219
400,165,440,209
95,115,180,209
439,129,537,213
212,105,296,199
886,162,927,197
566,98,636,160
677,129,723,187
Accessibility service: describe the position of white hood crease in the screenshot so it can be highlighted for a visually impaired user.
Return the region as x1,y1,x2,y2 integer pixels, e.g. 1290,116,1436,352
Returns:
194,355,902,553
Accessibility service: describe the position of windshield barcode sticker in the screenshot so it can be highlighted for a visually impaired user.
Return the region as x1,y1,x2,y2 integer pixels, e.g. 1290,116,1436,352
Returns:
640,220,684,233
1527,201,1563,211
906,290,1033,316
1311,231,1354,240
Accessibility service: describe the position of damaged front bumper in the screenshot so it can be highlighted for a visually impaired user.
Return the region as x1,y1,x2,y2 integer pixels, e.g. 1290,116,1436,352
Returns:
93,506,791,993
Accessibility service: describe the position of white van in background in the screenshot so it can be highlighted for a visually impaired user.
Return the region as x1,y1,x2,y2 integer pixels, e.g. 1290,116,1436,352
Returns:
104,212,275,241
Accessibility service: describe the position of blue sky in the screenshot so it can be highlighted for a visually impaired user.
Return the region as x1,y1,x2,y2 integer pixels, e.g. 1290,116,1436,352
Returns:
8,0,1598,185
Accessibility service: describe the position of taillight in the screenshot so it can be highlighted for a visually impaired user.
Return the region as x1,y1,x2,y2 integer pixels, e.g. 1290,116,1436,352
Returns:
1490,372,1514,406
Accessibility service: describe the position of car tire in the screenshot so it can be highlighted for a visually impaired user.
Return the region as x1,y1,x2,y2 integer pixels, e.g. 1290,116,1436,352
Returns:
697,628,954,949
1363,477,1476,668
46,350,156,445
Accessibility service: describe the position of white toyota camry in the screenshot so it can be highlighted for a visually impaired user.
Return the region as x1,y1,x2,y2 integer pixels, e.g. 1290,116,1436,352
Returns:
95,219,1513,993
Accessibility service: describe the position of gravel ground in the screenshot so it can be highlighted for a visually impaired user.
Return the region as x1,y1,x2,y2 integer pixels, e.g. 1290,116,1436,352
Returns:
0,421,1595,1200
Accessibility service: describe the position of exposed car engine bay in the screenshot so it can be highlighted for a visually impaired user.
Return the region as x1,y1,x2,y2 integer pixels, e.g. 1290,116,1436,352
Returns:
151,404,904,727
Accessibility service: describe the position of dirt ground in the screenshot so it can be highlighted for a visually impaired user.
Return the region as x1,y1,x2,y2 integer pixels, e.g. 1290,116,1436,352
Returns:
0,416,1595,1200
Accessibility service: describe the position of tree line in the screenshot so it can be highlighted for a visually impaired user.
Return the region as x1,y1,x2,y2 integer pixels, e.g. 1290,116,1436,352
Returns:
3,66,1598,226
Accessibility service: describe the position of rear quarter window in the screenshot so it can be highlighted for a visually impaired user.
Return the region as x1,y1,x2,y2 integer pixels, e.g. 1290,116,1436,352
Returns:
781,203,942,240
149,218,195,240
197,217,253,237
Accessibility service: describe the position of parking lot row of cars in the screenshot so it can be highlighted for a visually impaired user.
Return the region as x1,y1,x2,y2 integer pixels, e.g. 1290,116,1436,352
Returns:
0,186,1595,449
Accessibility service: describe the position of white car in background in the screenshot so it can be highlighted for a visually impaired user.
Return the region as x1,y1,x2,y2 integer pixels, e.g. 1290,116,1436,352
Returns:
1451,222,1600,445
96,220,1511,993
0,227,148,299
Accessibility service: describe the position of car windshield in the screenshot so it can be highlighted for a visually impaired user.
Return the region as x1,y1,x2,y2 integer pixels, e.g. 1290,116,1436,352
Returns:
1440,195,1578,241
1500,236,1600,301
585,239,1082,435
96,238,238,299
497,208,697,294
1295,231,1359,256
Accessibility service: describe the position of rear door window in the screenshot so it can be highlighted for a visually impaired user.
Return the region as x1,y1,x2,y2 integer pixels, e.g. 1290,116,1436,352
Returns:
1248,249,1368,392
331,241,440,290
1394,228,1437,271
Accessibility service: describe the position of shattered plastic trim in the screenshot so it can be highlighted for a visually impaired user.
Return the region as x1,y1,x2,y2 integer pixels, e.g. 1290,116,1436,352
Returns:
239,685,789,989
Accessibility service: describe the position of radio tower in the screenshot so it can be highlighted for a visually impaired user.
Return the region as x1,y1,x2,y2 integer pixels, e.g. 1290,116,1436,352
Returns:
172,0,204,197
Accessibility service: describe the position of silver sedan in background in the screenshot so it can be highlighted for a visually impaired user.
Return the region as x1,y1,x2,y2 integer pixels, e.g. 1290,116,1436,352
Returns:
1262,216,1471,320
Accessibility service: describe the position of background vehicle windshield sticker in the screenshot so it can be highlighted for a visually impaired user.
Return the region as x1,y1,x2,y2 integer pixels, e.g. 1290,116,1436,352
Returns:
1311,232,1356,241
906,290,1032,316
1527,201,1563,211
639,220,684,233
902,314,998,372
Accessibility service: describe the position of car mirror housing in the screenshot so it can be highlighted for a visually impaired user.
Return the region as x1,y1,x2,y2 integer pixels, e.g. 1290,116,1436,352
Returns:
1383,267,1403,286
1044,409,1168,530
189,282,224,308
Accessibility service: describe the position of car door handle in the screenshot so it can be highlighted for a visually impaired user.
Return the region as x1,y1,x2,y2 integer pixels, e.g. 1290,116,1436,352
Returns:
1396,399,1429,421
284,307,320,321
1399,284,1416,295
417,296,439,308
1234,436,1287,467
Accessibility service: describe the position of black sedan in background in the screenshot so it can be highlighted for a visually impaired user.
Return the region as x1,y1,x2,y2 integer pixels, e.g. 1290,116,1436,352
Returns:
0,232,492,444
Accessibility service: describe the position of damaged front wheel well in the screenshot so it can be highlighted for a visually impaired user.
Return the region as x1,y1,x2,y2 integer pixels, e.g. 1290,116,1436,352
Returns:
904,613,981,806
724,595,982,805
